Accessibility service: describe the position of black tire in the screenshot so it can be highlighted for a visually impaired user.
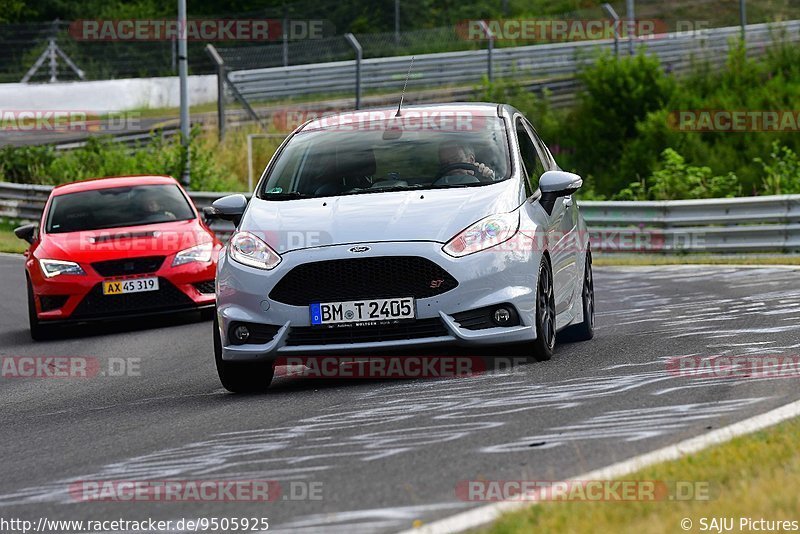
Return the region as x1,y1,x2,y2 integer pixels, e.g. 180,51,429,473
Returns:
563,251,595,341
27,277,55,341
530,257,556,362
214,315,274,393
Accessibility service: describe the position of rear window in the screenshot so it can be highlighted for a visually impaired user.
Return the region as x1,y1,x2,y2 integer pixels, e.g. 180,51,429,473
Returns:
46,184,195,234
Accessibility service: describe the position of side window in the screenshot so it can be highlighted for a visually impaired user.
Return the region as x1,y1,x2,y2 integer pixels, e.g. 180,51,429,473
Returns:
515,118,546,193
527,123,557,169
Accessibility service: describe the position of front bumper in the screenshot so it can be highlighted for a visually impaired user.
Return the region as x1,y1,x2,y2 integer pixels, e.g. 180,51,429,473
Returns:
216,240,542,362
29,259,217,323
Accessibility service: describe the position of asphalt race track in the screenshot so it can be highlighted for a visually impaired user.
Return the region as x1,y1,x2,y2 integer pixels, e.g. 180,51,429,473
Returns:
2,253,800,532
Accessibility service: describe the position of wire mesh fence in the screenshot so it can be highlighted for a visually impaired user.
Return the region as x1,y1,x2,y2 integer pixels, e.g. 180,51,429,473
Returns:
2,0,799,84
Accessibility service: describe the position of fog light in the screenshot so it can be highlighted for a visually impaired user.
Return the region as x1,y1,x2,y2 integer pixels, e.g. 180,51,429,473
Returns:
493,307,513,325
232,325,250,343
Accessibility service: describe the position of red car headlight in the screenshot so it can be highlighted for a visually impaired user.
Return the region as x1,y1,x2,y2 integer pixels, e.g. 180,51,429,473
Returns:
172,242,214,267
39,259,86,278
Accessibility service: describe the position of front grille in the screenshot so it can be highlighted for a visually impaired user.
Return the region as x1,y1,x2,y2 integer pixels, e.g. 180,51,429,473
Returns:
92,256,165,277
286,318,449,346
39,295,68,312
71,278,194,319
193,280,216,294
269,256,458,306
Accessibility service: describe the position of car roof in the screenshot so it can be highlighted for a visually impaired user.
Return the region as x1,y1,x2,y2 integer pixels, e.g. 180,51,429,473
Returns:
51,175,180,196
300,102,507,132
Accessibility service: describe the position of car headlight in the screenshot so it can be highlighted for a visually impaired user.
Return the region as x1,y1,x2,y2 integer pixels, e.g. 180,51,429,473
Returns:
172,242,214,267
229,231,281,270
442,211,520,257
39,259,86,278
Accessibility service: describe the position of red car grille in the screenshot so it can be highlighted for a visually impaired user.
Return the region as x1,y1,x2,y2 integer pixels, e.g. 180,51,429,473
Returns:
91,256,165,277
70,278,194,319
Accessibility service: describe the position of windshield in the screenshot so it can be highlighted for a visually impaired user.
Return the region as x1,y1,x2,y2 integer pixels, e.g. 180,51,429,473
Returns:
259,115,511,199
46,184,196,234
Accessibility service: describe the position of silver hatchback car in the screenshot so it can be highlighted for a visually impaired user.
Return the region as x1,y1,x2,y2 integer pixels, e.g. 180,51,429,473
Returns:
208,103,594,392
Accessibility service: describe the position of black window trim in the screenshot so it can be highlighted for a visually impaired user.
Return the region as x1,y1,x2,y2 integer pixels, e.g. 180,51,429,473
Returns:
513,114,546,201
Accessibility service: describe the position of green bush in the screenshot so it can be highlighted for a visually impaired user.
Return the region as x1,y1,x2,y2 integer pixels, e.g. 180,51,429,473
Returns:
485,34,800,200
568,51,675,196
756,141,800,195
0,129,241,191
644,148,740,200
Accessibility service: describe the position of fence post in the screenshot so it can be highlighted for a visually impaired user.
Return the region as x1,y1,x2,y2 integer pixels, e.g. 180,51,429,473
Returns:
345,33,362,110
48,39,58,82
740,0,747,41
479,21,494,82
178,0,191,188
205,44,228,141
626,0,635,55
282,9,289,67
394,0,400,47
602,3,621,58
171,36,177,72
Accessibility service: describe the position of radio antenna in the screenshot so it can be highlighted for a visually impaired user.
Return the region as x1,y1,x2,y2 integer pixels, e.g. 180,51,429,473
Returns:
395,56,414,117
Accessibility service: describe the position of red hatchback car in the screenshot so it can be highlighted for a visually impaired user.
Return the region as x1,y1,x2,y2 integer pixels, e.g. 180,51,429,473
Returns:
15,175,222,340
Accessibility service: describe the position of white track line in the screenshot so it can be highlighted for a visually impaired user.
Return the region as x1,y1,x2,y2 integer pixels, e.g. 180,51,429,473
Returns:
399,398,800,534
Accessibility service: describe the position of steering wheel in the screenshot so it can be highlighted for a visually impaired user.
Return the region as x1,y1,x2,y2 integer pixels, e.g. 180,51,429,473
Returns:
434,162,483,181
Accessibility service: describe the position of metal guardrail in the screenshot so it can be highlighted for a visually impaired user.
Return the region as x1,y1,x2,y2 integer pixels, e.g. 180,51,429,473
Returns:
580,196,800,252
52,127,183,152
226,21,800,101
3,181,800,253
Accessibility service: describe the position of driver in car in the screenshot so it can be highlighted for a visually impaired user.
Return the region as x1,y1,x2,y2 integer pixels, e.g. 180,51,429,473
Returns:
438,141,495,180
138,192,177,222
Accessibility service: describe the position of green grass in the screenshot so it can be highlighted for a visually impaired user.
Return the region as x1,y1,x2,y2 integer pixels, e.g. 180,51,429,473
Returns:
0,224,27,254
486,416,800,534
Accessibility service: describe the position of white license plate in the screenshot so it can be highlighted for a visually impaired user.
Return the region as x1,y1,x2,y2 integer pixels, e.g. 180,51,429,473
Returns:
310,297,415,326
103,277,159,295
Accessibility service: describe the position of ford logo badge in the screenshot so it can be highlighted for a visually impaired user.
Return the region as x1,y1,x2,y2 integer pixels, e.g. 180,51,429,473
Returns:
349,246,370,253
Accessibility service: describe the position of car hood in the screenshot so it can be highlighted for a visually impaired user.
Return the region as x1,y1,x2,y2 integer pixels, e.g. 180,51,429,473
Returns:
241,181,522,252
38,220,212,263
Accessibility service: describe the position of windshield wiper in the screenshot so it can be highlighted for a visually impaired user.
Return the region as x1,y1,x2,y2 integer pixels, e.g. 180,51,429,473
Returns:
262,192,313,200
340,185,426,196
430,182,490,188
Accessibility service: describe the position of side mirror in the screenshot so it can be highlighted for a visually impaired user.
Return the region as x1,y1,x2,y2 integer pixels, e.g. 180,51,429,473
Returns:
539,170,582,215
14,224,37,244
205,194,248,226
539,170,583,196
201,206,216,225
